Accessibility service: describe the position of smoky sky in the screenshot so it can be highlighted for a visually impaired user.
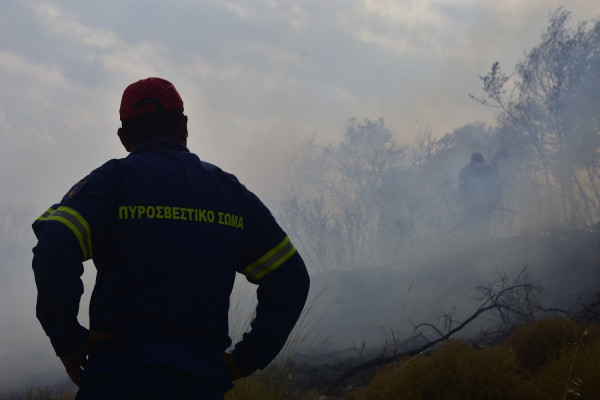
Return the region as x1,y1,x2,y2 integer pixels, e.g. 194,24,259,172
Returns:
1,0,598,203
1,0,599,390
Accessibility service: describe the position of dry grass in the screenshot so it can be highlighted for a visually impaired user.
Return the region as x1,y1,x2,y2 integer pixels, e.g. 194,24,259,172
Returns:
349,341,525,400
349,318,600,400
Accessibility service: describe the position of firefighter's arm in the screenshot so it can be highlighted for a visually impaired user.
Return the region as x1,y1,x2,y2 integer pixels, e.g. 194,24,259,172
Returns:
32,217,90,357
33,204,114,386
231,250,309,377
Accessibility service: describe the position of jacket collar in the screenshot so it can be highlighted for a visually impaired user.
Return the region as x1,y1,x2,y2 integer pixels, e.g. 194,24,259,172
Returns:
131,138,190,154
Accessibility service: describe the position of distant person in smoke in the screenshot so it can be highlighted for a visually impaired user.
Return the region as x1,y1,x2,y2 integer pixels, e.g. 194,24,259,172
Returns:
458,152,501,236
31,77,309,399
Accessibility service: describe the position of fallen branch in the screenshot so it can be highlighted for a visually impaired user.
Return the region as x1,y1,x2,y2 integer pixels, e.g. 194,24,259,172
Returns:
331,267,540,387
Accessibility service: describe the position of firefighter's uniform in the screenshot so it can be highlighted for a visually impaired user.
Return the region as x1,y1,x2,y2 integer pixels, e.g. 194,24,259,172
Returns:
32,138,310,392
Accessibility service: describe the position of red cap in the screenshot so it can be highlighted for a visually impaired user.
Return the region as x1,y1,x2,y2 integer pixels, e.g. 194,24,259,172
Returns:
119,77,184,121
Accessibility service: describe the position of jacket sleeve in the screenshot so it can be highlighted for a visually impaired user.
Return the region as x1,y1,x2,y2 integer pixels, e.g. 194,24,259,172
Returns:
230,191,310,376
31,164,117,357
32,205,91,357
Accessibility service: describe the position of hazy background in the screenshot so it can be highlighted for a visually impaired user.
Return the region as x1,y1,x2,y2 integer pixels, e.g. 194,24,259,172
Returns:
1,0,599,390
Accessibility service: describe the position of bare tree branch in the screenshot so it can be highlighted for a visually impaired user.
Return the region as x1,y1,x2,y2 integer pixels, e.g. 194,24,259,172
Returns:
331,267,540,387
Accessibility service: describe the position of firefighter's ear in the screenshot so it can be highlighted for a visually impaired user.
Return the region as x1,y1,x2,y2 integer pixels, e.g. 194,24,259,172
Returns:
117,128,132,152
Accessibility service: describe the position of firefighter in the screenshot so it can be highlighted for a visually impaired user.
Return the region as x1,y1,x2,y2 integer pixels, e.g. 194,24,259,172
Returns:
458,152,501,237
32,77,310,399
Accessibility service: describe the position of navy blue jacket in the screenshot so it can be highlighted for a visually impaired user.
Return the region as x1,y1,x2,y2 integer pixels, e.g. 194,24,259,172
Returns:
32,139,309,390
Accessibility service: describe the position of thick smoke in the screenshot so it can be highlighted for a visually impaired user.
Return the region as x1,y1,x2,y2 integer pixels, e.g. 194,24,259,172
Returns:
271,114,599,355
269,10,600,352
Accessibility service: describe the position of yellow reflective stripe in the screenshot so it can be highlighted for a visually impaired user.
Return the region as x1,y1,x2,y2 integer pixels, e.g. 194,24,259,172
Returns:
242,236,296,281
44,206,93,261
37,207,58,221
